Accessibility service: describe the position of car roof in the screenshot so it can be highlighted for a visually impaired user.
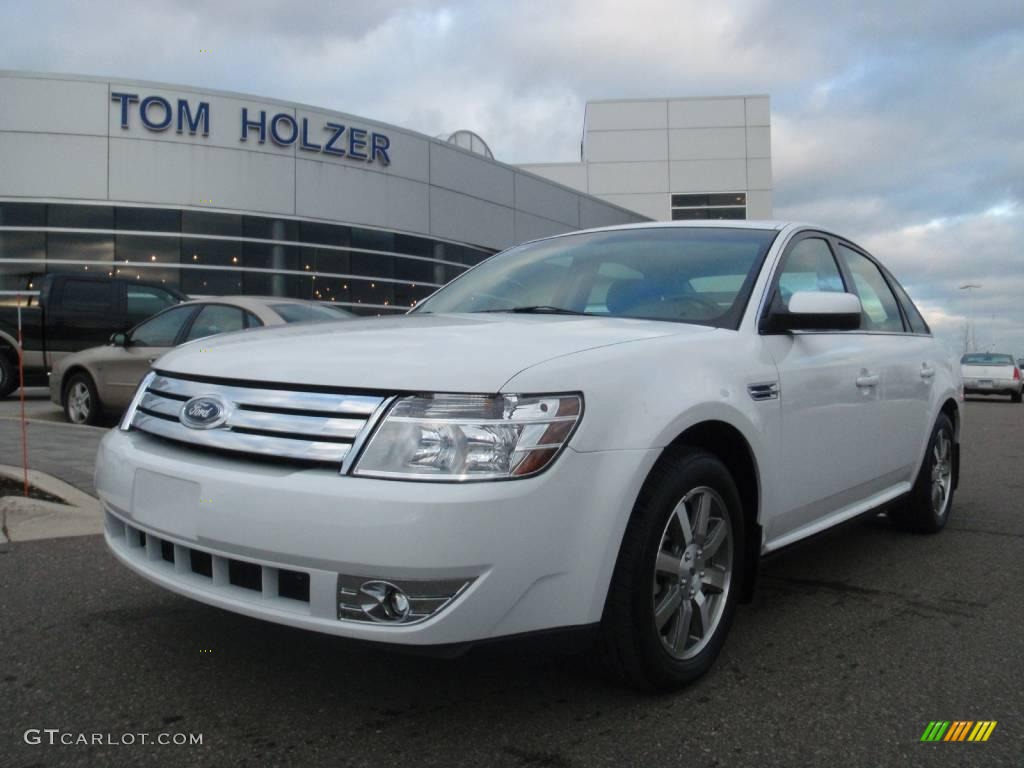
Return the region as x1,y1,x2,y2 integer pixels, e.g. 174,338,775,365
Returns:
179,296,314,310
517,219,811,248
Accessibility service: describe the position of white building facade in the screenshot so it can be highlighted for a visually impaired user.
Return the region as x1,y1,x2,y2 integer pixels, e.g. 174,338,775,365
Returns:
519,96,772,223
0,71,647,313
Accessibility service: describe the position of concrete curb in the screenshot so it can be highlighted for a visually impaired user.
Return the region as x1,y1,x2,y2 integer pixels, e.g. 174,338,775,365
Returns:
0,464,101,544
0,464,98,508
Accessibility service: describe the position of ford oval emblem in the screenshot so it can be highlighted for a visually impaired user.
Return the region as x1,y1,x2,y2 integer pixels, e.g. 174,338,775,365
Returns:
180,395,228,430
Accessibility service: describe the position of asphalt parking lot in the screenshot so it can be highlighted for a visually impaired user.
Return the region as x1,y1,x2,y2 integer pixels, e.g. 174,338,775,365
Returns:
2,398,1022,767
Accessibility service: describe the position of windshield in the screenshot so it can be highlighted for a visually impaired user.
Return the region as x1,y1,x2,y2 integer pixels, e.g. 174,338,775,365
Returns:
961,353,1015,366
414,226,779,328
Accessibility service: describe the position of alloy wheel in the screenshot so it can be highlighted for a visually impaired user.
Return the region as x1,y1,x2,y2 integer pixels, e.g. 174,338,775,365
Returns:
930,429,953,517
67,381,91,424
652,486,733,660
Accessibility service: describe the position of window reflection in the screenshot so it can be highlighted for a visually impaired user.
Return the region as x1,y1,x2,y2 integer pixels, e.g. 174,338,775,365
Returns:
0,205,494,313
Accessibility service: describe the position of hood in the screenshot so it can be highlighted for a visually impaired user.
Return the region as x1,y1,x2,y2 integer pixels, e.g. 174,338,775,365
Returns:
156,313,712,392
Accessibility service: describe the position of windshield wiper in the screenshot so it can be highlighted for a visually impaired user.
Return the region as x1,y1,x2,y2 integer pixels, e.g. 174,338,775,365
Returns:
476,305,591,315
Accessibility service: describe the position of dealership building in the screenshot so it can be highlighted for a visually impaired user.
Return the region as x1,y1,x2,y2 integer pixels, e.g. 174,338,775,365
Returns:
0,71,771,313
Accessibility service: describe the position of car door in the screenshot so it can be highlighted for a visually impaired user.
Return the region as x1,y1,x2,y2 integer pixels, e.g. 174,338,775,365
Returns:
835,243,932,487
760,232,884,544
95,304,198,406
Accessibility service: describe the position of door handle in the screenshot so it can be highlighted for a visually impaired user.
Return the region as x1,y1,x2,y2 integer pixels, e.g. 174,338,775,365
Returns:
920,365,935,379
855,374,880,388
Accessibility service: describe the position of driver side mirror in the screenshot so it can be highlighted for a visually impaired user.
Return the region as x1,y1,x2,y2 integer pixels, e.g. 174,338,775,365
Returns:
110,332,128,347
761,291,862,333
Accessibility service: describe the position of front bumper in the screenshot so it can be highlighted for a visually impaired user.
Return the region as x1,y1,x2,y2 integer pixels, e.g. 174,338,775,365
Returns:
95,429,656,647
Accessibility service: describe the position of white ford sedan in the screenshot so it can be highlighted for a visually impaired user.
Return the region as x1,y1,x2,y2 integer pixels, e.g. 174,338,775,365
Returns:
94,221,961,690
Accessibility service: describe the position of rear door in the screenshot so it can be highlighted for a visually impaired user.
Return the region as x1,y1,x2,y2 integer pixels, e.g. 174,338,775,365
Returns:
835,242,931,487
760,232,883,543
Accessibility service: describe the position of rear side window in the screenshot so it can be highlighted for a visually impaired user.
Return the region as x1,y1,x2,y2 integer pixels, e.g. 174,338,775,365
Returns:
62,279,115,310
776,237,845,303
837,245,905,332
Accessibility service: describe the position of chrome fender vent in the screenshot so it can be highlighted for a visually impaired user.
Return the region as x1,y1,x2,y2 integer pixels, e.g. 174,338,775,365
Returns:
747,382,780,402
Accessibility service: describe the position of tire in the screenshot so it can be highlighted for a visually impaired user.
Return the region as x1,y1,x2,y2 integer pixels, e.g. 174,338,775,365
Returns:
0,349,16,399
888,413,955,533
1012,391,1022,404
63,371,102,426
597,447,745,691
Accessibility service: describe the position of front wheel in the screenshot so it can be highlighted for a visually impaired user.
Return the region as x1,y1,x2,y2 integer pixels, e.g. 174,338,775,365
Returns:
63,372,102,425
597,448,744,691
889,413,955,533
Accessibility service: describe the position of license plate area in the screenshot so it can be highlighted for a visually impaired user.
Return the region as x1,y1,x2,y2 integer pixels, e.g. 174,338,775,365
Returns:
131,470,200,539
978,379,993,388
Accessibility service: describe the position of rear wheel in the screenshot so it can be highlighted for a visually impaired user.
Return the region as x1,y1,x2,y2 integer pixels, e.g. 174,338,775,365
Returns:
63,372,102,425
889,413,955,533
0,348,17,398
1012,391,1022,404
598,448,744,691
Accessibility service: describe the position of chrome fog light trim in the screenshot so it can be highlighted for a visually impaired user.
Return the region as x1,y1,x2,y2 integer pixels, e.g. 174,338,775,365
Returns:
336,574,473,624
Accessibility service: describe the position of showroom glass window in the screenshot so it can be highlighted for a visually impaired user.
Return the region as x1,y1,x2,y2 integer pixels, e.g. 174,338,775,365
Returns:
0,202,489,314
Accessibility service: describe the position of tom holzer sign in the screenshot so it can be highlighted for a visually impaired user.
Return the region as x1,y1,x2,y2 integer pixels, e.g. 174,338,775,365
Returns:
110,92,392,166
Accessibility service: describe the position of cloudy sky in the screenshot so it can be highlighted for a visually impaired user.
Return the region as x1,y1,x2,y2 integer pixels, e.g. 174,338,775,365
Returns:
2,0,1022,353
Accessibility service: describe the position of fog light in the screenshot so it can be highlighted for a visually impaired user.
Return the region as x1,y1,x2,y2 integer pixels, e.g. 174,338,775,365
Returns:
336,574,473,624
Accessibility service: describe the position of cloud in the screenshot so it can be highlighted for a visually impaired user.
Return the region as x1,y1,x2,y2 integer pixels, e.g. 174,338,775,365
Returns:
1,0,1022,351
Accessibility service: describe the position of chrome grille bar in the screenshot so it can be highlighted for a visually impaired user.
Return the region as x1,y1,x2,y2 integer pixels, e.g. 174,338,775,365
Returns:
148,374,382,416
130,372,388,465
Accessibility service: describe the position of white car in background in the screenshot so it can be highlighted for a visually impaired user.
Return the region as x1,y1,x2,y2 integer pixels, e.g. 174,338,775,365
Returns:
95,221,961,690
960,353,1022,403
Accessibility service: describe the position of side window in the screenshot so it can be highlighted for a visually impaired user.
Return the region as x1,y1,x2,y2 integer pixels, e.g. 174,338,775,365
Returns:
888,277,930,335
184,304,245,342
61,279,115,311
130,306,195,347
245,311,263,328
775,237,845,305
126,285,178,320
837,245,905,332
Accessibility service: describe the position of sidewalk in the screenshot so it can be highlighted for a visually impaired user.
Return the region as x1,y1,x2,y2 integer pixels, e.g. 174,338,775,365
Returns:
0,416,105,496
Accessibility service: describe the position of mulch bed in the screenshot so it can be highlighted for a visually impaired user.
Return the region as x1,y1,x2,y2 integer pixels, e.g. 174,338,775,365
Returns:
0,476,65,503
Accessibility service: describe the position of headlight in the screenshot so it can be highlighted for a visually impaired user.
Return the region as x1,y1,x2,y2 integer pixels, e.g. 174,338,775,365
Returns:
352,393,582,481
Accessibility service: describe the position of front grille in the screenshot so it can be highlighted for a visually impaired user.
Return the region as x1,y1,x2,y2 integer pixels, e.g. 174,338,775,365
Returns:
130,372,388,467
